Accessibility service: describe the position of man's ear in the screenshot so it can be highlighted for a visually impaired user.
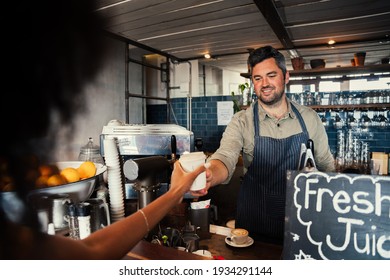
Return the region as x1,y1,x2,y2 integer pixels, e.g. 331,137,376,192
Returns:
285,71,290,84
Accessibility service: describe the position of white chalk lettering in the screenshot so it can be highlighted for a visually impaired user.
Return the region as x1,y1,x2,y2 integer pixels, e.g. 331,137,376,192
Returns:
305,178,319,209
327,217,390,258
352,191,373,214
304,181,388,216
293,172,390,259
377,235,390,258
333,190,351,214
375,183,390,217
316,188,333,212
326,217,364,251
372,228,376,256
354,232,370,255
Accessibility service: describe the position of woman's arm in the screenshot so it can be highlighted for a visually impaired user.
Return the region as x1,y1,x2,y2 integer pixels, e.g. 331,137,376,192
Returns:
5,161,206,260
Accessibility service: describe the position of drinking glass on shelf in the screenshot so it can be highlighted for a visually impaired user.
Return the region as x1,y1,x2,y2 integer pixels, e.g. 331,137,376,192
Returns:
347,111,358,128
371,111,380,126
315,92,323,105
334,111,345,129
360,142,370,174
377,111,388,126
370,159,381,175
338,92,346,105
335,130,345,170
360,112,371,127
329,93,338,105
306,92,314,106
318,113,327,127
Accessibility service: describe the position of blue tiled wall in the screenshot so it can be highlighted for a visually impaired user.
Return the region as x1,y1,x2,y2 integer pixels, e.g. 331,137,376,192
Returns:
147,96,390,154
326,126,390,155
147,96,232,152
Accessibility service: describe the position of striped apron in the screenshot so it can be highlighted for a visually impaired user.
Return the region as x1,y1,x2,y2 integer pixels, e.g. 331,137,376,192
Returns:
235,102,309,244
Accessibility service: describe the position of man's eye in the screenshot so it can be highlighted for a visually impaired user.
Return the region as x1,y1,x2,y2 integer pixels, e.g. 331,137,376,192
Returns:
268,74,277,78
254,77,262,81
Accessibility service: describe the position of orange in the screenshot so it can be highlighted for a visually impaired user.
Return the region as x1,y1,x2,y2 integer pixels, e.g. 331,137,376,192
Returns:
35,175,49,188
39,164,59,177
60,167,80,183
77,161,96,179
47,174,66,187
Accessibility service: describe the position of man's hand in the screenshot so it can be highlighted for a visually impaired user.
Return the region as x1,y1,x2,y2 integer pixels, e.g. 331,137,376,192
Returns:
170,161,207,199
190,162,211,197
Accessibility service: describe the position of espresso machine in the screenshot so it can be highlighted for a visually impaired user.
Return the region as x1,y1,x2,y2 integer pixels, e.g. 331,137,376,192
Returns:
100,122,194,210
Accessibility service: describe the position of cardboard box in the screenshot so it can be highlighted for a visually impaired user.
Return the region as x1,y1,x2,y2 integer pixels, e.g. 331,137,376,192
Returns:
371,152,388,175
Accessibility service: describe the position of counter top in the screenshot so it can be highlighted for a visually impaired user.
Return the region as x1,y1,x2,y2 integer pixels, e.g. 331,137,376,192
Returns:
200,224,283,260
199,232,282,260
125,240,212,260
124,225,283,260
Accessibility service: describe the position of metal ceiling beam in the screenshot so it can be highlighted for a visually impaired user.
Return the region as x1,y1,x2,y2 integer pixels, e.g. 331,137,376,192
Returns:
179,36,390,63
253,0,299,57
103,30,182,62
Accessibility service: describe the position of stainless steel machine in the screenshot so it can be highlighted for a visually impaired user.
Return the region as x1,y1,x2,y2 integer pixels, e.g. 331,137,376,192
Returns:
100,122,194,206
100,122,194,157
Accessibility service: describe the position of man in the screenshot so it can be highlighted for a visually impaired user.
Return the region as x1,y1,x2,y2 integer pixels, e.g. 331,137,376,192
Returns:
198,46,335,244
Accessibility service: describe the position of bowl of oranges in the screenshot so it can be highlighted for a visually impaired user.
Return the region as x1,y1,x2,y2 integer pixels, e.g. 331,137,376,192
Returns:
29,161,107,203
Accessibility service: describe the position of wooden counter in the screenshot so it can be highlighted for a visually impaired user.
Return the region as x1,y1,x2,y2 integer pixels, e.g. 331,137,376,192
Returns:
199,232,282,260
125,240,212,260
124,225,283,260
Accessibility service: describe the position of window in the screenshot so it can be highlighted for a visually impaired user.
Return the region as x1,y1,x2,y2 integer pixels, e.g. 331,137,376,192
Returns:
350,77,390,90
319,81,340,92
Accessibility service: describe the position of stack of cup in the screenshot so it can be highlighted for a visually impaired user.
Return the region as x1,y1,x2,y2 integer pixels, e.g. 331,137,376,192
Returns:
179,152,206,191
103,137,125,222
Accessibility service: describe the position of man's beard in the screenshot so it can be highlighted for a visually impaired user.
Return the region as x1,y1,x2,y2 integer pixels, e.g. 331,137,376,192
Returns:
259,86,285,106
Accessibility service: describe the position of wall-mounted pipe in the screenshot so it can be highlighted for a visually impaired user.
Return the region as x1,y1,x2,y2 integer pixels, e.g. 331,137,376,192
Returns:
186,61,192,131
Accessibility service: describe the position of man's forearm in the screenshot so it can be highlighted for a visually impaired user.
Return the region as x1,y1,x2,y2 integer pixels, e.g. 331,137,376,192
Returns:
208,159,229,187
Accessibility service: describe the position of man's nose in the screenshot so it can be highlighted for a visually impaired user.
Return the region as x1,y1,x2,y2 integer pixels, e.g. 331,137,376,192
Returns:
260,77,270,87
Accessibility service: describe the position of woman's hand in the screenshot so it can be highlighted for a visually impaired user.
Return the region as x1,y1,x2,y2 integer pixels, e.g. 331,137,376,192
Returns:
189,162,211,196
169,160,207,202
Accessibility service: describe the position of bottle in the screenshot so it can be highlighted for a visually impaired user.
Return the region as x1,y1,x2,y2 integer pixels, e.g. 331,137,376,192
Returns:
66,203,80,240
78,137,104,164
76,202,91,239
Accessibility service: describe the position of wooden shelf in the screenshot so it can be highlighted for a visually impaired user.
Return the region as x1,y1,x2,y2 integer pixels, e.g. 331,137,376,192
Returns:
240,72,250,78
241,104,390,111
289,64,390,77
309,103,390,111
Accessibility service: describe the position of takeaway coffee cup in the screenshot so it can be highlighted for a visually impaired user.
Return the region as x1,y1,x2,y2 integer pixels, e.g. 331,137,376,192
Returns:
230,228,249,245
179,152,206,191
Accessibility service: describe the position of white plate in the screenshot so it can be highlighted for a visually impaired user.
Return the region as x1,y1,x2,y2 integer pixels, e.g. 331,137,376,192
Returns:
192,249,212,257
225,236,254,248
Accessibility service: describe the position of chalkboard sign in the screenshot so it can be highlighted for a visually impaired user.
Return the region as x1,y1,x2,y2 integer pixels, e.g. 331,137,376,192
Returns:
283,171,390,260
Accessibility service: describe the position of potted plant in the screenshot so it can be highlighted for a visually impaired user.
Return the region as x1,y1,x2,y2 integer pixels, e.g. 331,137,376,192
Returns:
239,82,251,106
231,82,251,113
231,91,241,113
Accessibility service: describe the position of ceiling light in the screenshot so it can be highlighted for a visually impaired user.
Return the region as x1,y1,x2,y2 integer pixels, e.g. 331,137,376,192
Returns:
287,49,299,58
328,40,336,45
204,53,211,59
